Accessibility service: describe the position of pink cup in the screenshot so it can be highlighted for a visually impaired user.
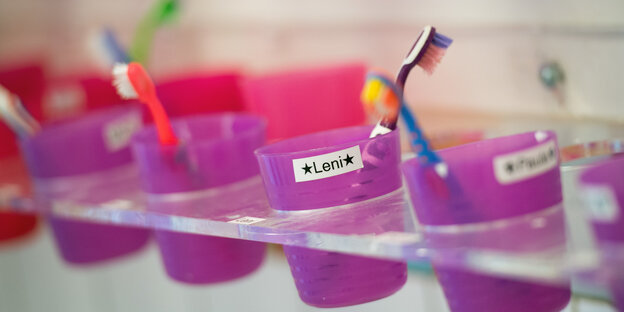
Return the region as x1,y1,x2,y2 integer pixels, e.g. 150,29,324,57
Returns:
255,126,407,307
0,62,45,241
19,105,150,264
0,62,45,157
242,63,367,140
403,131,571,312
43,73,122,120
131,114,267,284
155,71,245,118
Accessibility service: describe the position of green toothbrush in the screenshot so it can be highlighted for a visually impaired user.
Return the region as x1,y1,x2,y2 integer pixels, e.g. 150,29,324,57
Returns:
129,0,180,64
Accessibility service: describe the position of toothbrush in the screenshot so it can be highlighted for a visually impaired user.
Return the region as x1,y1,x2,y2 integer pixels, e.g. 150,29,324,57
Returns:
395,26,452,156
112,62,178,145
91,0,179,68
361,71,440,164
362,71,402,138
394,27,475,212
100,28,131,64
367,27,451,138
0,85,40,137
360,72,402,169
129,0,180,64
393,25,452,161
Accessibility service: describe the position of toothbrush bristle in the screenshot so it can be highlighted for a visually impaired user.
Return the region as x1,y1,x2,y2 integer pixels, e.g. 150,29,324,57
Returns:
417,44,448,75
417,31,452,75
103,29,130,63
112,63,138,99
431,32,453,49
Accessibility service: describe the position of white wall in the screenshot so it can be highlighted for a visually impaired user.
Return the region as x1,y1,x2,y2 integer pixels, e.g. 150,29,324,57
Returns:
0,0,623,121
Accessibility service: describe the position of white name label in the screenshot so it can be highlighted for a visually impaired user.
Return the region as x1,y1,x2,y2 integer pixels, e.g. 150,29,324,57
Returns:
292,145,364,182
103,112,142,152
228,216,265,225
581,186,620,222
493,140,557,184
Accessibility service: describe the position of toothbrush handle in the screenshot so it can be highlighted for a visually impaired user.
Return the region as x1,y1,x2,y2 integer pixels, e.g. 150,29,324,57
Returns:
146,95,178,145
400,104,440,163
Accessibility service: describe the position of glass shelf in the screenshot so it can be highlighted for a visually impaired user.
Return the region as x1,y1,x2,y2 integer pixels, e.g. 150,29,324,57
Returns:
1,139,623,289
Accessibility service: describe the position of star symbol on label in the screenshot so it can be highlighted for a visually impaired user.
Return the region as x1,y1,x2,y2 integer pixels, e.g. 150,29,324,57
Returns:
505,162,514,173
344,154,354,165
302,163,312,174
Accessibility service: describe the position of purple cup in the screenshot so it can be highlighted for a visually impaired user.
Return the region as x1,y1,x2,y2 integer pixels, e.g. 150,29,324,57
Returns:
255,126,403,211
19,105,150,264
403,131,571,312
255,126,407,308
131,113,266,284
579,155,624,310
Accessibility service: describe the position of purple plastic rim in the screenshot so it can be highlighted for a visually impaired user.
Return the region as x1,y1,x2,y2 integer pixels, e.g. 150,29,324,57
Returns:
19,105,142,178
255,126,402,211
579,156,624,243
403,131,562,226
132,113,266,194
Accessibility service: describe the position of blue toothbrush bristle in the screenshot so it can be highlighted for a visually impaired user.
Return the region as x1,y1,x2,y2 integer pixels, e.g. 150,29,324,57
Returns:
431,32,453,49
103,28,130,63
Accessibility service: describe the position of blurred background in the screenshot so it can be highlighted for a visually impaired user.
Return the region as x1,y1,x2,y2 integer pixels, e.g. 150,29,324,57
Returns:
1,0,623,120
0,0,623,311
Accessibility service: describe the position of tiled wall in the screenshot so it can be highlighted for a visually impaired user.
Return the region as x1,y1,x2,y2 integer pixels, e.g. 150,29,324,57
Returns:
1,0,623,121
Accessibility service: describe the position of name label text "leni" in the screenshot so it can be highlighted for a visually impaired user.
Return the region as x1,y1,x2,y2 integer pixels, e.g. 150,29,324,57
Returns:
292,146,364,182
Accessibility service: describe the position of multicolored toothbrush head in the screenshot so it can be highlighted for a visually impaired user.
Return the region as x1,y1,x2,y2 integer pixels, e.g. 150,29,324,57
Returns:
361,71,402,138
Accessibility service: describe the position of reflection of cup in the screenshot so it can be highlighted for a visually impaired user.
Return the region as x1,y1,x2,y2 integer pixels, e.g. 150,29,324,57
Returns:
403,131,571,312
156,72,245,118
579,156,624,310
132,114,266,284
242,63,366,140
255,126,406,307
0,62,45,241
19,105,150,264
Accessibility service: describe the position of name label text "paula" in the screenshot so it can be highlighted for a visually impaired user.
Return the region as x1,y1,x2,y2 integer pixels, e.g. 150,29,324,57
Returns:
493,140,558,184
